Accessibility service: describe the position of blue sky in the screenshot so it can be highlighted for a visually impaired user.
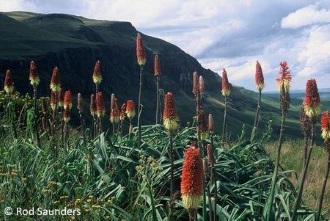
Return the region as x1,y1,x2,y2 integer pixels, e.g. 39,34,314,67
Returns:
1,0,330,91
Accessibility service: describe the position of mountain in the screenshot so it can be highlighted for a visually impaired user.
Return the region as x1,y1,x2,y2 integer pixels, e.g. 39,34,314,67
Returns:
0,11,304,138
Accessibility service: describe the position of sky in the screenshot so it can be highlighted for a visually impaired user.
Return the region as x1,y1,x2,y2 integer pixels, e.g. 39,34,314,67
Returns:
1,0,330,92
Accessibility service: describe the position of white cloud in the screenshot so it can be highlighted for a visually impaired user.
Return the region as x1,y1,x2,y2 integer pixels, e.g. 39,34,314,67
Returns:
281,4,330,29
296,25,330,77
0,0,37,12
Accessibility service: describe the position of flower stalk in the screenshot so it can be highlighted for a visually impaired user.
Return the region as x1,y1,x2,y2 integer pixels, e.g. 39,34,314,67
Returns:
136,33,146,148
154,54,161,124
221,69,230,141
264,61,291,221
292,79,320,220
251,61,264,141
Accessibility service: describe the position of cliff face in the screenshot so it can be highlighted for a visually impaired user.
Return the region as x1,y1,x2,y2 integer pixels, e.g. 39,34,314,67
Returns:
0,12,225,126
0,12,304,138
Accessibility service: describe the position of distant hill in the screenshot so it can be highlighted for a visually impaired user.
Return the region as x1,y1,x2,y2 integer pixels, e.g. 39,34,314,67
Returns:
0,11,308,138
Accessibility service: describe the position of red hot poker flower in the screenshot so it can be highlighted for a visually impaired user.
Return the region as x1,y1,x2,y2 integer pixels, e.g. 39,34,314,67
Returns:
4,69,14,94
110,99,120,124
154,54,161,77
96,92,105,117
221,68,230,96
199,76,205,94
163,92,179,133
125,100,136,120
276,61,291,94
321,111,330,141
92,60,102,86
181,146,203,209
255,61,264,91
303,79,320,119
63,90,72,110
136,33,146,66
77,93,83,112
29,61,40,87
192,71,198,95
90,94,96,117
50,67,61,93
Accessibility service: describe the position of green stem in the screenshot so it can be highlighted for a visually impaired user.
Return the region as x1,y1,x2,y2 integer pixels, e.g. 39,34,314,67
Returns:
222,96,227,141
169,134,174,221
137,66,143,148
156,76,160,124
316,151,330,221
251,89,261,141
265,111,286,221
210,135,217,220
33,86,41,147
292,122,315,220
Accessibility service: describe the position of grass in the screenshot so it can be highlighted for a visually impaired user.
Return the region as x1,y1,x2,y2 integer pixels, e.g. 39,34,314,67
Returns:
265,139,330,219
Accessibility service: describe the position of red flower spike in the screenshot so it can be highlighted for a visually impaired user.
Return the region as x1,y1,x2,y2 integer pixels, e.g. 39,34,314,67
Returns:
63,90,72,110
163,92,179,133
4,69,14,94
221,69,230,96
136,33,146,66
321,111,330,140
276,61,291,93
125,100,135,120
92,60,102,86
154,54,161,77
181,146,203,209
192,71,198,95
255,61,264,91
29,61,40,87
50,67,61,93
96,92,105,117
110,99,120,124
90,94,96,117
303,79,320,119
77,93,83,112
199,76,205,94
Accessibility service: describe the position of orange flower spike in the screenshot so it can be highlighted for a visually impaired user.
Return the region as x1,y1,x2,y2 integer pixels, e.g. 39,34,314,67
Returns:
181,146,203,209
125,100,136,120
92,60,102,86
96,92,105,117
303,79,320,119
63,108,70,123
29,61,40,86
221,68,230,96
255,61,264,91
110,99,120,124
154,54,161,77
163,92,179,133
4,69,14,94
276,61,292,93
321,111,330,140
50,67,61,93
199,75,205,94
192,71,198,95
63,90,72,110
50,91,56,111
90,94,96,117
136,33,146,66
77,93,83,112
